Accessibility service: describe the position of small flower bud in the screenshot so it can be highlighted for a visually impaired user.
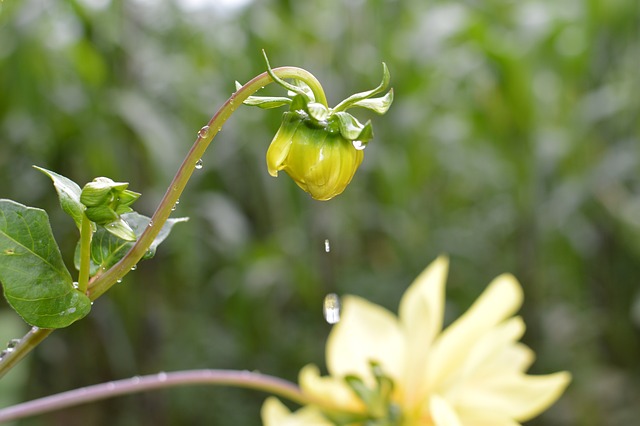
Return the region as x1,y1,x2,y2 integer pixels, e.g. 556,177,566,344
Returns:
80,177,140,240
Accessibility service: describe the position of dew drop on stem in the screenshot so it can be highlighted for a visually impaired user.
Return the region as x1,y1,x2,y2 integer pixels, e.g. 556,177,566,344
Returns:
195,159,204,169
198,125,211,138
131,264,137,271
324,239,331,253
323,293,341,324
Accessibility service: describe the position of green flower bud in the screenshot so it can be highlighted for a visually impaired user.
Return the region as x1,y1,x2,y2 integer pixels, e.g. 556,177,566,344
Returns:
243,54,393,200
80,177,140,241
267,111,364,200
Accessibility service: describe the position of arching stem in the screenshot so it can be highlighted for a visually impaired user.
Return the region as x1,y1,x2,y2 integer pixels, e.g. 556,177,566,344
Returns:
0,369,307,423
0,65,326,380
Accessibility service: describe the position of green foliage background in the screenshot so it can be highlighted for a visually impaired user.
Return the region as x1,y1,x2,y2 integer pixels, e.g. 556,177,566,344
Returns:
1,0,639,424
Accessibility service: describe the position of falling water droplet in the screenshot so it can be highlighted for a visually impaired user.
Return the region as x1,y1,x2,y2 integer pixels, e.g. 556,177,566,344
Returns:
324,239,331,253
195,159,204,169
352,140,366,151
198,125,211,138
131,264,138,271
323,293,341,324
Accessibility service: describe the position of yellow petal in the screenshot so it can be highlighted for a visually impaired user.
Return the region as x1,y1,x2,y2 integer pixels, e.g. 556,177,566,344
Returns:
265,113,300,177
261,396,332,426
299,364,366,413
430,395,463,426
399,256,448,345
426,274,524,389
452,371,571,422
398,256,448,408
455,317,528,381
326,295,405,384
455,409,521,426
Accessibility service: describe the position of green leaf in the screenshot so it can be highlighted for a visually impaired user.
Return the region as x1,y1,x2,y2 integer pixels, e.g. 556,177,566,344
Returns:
334,111,365,140
33,166,85,230
74,212,188,275
0,199,91,328
332,63,391,113
352,88,394,114
243,96,292,109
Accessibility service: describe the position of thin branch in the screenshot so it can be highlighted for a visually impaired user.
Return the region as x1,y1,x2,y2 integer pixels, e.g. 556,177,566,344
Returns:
0,369,306,423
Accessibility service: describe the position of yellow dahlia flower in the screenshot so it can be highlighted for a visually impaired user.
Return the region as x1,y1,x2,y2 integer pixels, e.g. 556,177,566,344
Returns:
297,256,571,425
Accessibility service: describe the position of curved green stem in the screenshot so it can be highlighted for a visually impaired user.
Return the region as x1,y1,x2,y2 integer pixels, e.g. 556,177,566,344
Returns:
0,369,307,423
87,66,325,300
0,65,326,380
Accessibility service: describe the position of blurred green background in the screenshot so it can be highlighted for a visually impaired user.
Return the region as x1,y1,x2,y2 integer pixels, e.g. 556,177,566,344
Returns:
1,0,639,424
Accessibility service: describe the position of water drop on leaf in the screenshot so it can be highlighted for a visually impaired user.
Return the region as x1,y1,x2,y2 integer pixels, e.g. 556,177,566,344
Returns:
352,140,366,151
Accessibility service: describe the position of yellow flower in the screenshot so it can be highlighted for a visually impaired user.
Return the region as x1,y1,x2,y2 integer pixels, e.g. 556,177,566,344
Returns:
261,396,332,426
299,256,571,425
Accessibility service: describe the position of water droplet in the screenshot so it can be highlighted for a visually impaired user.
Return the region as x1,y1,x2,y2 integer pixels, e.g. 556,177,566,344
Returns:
7,339,20,350
109,223,116,228
106,382,116,391
157,371,168,381
323,293,341,324
352,140,366,151
195,159,204,169
131,376,141,384
73,282,79,289
30,326,39,333
171,199,180,211
324,239,331,253
66,307,76,314
198,125,211,138
131,264,138,271
148,220,153,227
117,279,123,284
0,350,7,359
